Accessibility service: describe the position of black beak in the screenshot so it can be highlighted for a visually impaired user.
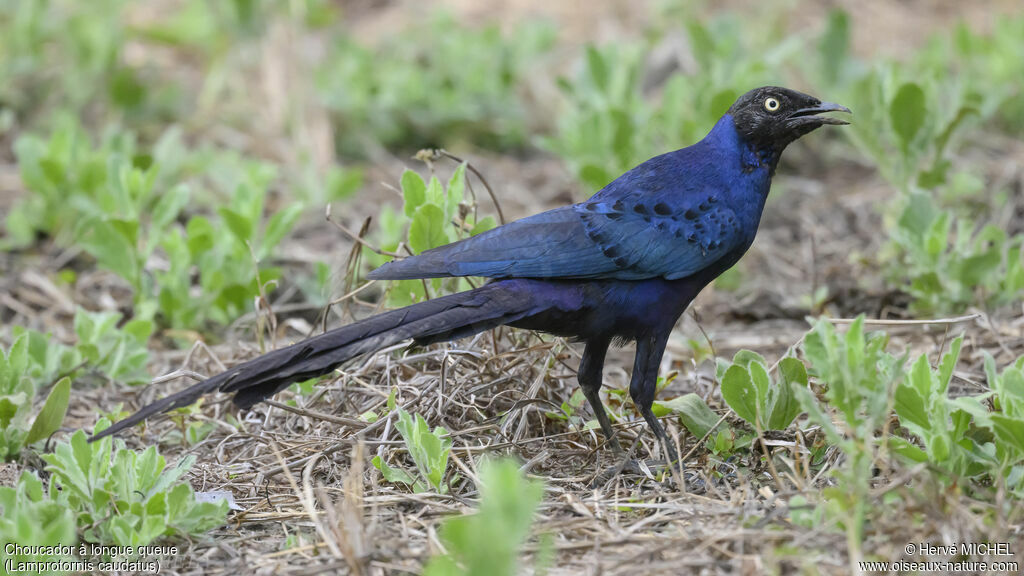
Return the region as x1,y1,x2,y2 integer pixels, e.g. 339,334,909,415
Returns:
787,101,852,127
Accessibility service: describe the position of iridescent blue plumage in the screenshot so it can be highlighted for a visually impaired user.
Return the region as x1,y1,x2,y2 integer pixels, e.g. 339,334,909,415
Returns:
94,87,850,466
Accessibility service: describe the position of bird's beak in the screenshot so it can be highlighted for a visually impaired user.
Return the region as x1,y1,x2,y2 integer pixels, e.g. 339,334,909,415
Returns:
787,101,852,127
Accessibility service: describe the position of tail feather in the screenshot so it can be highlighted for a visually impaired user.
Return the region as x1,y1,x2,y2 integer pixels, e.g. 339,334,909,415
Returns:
90,283,535,442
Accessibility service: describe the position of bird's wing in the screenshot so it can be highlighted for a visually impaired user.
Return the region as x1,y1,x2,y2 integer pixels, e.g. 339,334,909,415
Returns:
368,207,619,280
576,193,746,280
367,195,745,281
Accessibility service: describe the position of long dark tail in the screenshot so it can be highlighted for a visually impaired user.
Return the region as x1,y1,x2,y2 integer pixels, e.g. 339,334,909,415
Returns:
90,282,536,441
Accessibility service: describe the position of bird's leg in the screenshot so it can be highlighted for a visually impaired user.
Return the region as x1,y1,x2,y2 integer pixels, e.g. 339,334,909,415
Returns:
577,337,623,455
629,331,680,466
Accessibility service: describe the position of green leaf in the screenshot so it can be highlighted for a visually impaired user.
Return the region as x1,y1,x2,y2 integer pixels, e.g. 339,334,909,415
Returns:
711,428,734,455
956,251,1001,287
470,216,497,236
933,106,978,160
151,185,190,230
749,361,771,411
585,46,608,91
425,176,445,207
908,354,934,401
767,358,808,430
25,378,71,445
0,394,24,429
779,357,809,388
898,192,938,239
930,432,951,462
185,216,215,255
390,408,451,492
720,365,758,425
372,455,416,486
148,453,190,496
890,437,928,463
657,393,720,438
732,350,767,369
409,204,449,253
218,207,254,243
79,218,140,287
610,109,634,167
326,167,363,201
895,382,930,432
890,82,927,148
819,9,850,85
424,458,543,576
445,164,467,220
261,203,304,259
991,415,1024,456
685,20,714,70
2,333,30,387
938,338,962,395
401,170,427,217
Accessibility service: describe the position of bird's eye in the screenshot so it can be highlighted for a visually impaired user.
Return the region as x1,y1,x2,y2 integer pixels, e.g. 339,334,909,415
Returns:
764,97,780,112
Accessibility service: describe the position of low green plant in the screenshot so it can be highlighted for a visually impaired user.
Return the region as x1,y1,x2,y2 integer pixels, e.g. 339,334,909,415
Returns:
72,308,153,385
544,42,648,191
811,10,1024,314
0,0,309,136
717,350,808,432
915,15,1024,134
885,192,1024,314
5,120,305,335
0,305,156,457
366,165,496,307
846,74,986,195
969,352,1024,496
8,327,81,388
295,162,364,206
316,14,554,154
372,405,453,493
154,158,303,332
42,420,228,546
0,471,77,576
423,458,546,576
653,350,807,459
11,307,152,387
74,163,188,311
982,354,1024,461
794,317,905,559
0,334,72,460
0,0,150,130
813,10,1006,194
890,338,998,486
655,393,753,457
546,14,799,191
3,117,140,248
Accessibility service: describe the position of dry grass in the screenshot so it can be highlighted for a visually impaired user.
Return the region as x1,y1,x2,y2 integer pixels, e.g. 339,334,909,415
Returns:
40,291,1024,574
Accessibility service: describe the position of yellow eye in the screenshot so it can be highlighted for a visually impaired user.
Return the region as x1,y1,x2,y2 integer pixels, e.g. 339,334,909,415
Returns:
764,97,780,112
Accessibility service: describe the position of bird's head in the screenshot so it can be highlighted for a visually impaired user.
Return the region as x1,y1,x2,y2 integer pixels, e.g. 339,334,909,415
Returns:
727,86,850,170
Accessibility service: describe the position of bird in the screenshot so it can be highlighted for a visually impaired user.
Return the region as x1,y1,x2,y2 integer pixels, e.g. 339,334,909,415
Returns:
91,86,849,466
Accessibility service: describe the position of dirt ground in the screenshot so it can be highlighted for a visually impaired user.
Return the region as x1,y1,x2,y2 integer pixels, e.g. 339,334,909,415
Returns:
2,1,1024,574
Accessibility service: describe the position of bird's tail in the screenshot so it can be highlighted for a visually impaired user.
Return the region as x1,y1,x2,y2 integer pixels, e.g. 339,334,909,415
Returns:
90,281,536,442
